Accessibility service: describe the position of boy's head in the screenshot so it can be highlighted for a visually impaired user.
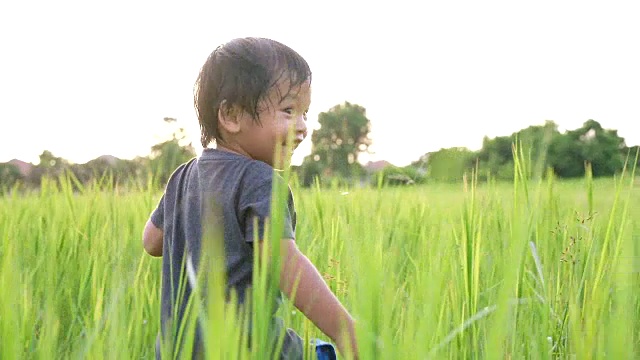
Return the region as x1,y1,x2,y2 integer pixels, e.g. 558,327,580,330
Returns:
194,37,312,168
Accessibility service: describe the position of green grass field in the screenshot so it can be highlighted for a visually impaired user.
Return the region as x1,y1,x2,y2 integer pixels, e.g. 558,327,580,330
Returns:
1,167,639,359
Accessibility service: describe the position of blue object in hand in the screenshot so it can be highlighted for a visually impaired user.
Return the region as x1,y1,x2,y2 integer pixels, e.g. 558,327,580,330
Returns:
315,339,337,360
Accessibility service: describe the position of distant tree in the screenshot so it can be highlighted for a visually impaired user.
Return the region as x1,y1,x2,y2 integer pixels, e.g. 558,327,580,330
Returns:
0,163,22,192
295,157,323,187
69,156,146,189
38,150,68,172
548,119,626,177
627,145,640,170
470,121,559,180
475,135,514,179
150,117,196,186
410,153,431,172
512,121,561,178
300,102,372,184
425,147,476,182
25,150,70,187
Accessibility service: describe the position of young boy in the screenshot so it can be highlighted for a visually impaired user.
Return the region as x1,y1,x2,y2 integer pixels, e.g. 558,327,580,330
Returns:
143,37,358,359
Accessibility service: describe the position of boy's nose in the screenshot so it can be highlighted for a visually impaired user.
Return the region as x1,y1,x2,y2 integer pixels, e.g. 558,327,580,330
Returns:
296,116,308,139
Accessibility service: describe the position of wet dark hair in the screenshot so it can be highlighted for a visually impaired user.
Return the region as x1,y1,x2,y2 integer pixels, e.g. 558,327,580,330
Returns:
194,37,312,147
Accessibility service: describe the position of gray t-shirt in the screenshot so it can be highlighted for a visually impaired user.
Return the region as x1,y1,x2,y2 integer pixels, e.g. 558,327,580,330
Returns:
150,148,298,359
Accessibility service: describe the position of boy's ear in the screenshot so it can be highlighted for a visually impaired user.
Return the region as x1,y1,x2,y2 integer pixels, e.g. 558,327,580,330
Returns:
218,100,242,134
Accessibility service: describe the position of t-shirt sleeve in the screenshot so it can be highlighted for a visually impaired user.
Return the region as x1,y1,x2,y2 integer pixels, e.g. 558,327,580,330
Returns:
240,179,295,243
150,193,165,229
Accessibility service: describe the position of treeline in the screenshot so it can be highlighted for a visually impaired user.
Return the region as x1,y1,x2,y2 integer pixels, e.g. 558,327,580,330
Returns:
0,118,196,193
381,119,639,184
2,113,638,193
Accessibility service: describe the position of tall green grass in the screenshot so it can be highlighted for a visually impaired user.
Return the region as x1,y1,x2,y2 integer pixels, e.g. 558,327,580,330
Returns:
1,150,638,359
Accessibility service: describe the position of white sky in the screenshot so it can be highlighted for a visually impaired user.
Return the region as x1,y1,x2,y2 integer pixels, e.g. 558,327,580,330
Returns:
1,1,639,167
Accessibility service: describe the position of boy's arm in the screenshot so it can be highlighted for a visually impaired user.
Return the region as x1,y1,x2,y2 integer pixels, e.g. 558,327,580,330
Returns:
143,218,163,257
263,239,359,358
144,193,165,257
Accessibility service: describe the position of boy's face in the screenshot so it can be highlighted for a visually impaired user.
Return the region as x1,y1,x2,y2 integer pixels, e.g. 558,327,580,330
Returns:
237,79,311,169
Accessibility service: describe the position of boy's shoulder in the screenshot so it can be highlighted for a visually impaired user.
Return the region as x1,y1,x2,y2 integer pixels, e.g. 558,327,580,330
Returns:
244,162,286,190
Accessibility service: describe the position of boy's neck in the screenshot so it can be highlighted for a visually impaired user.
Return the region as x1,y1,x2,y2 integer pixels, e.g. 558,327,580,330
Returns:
211,143,289,171
215,143,252,159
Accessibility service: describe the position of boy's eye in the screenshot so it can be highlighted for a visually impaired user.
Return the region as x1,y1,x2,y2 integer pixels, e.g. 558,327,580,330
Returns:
282,107,308,120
